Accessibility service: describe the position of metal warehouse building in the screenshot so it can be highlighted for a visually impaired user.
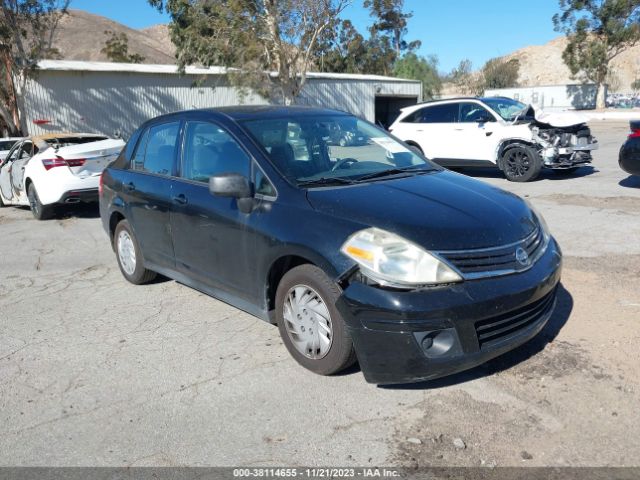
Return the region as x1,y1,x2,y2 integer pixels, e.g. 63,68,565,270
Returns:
22,60,422,138
484,84,599,111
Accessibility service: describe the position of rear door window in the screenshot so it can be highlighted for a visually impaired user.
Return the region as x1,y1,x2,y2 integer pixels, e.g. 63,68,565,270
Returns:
419,103,459,123
136,122,180,176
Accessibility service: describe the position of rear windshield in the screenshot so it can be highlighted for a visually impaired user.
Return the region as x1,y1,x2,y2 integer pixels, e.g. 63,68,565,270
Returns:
44,136,108,148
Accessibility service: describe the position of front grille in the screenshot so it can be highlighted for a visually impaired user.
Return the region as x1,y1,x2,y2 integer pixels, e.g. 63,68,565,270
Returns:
439,228,546,279
475,289,556,349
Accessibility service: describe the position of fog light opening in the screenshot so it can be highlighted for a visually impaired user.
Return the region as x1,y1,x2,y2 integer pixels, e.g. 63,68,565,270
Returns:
421,330,455,357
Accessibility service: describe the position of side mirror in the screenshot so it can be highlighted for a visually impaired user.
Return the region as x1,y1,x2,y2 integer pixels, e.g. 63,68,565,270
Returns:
476,114,494,124
209,173,254,213
209,173,252,198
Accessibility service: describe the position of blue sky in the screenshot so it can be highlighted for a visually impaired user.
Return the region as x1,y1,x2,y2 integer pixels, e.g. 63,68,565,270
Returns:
71,0,562,73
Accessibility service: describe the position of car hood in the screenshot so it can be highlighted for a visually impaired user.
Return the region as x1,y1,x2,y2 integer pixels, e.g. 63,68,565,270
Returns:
306,171,538,251
520,104,588,128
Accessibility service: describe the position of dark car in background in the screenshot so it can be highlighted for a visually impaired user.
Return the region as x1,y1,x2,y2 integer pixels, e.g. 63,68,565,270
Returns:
619,120,640,176
99,106,562,384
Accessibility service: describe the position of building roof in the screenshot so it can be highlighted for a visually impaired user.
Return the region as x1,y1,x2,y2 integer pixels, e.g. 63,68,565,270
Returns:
37,60,420,83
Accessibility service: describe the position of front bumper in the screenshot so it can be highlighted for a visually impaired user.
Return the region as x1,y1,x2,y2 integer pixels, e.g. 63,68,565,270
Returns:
336,238,562,384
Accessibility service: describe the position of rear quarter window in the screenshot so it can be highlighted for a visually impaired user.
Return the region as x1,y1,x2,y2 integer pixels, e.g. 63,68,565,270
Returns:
132,122,180,176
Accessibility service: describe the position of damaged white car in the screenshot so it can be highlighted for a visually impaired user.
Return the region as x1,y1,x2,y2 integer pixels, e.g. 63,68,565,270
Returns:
0,133,125,219
389,96,598,182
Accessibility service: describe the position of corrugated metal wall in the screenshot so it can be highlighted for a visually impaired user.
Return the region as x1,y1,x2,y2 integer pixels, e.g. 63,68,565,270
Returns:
485,84,599,111
22,70,421,138
298,79,421,121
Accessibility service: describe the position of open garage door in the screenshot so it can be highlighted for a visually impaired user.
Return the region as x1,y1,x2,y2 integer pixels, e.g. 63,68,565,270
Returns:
375,96,419,129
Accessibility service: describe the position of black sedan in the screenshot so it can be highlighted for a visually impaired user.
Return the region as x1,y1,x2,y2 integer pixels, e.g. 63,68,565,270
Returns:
619,120,640,176
99,106,562,385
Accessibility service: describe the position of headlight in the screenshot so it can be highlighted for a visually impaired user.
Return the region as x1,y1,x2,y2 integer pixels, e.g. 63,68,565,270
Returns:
525,200,551,242
341,228,462,287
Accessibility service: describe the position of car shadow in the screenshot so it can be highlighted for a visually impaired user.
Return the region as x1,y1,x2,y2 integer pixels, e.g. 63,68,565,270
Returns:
55,202,101,219
619,175,640,188
377,283,573,390
448,166,597,181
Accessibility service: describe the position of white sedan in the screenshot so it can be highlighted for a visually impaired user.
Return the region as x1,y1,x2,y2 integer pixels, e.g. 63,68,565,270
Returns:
0,133,125,219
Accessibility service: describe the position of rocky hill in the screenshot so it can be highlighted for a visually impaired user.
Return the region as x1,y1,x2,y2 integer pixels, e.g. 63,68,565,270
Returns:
49,10,175,64
505,36,640,92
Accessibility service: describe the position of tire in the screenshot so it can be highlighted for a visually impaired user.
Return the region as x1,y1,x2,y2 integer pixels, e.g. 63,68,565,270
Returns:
27,183,54,220
501,145,542,182
113,219,156,285
408,143,423,155
276,264,356,376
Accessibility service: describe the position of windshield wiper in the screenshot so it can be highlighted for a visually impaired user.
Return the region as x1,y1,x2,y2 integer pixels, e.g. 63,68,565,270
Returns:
297,177,358,188
355,165,433,182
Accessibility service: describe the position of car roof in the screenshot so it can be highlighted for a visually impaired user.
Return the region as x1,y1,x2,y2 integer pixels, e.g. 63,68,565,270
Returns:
143,105,351,127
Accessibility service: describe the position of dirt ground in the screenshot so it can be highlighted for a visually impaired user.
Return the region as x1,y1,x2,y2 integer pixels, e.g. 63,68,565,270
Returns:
1,121,639,467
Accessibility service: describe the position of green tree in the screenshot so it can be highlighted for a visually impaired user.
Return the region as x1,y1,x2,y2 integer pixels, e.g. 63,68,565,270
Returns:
553,0,640,109
364,0,420,56
393,52,441,99
101,30,146,64
446,58,477,95
149,0,351,105
480,57,520,91
0,0,69,135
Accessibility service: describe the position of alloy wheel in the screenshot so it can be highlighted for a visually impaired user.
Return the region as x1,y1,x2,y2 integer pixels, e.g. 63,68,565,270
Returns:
505,149,531,178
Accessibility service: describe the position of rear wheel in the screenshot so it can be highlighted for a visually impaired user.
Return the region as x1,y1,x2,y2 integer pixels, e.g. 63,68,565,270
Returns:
27,183,54,220
501,145,542,182
276,264,356,376
114,219,156,284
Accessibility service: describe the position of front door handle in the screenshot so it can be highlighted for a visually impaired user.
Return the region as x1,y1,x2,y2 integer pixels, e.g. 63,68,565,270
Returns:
172,193,188,205
123,182,136,192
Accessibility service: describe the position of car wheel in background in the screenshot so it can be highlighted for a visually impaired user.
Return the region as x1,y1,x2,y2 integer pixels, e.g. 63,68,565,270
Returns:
276,264,357,376
27,183,54,220
407,144,423,155
114,219,157,285
502,145,542,182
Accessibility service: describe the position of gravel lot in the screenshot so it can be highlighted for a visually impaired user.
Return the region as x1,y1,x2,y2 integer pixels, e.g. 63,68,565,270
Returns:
1,121,639,467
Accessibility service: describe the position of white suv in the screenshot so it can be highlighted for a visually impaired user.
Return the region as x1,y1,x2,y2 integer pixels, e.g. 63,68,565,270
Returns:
389,96,598,182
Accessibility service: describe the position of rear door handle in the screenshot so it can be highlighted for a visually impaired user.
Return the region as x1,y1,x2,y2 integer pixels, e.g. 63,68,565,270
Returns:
123,182,136,192
172,193,188,205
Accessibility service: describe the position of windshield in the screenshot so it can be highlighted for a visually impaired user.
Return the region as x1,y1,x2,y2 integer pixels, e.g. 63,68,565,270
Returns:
483,97,527,121
241,114,436,187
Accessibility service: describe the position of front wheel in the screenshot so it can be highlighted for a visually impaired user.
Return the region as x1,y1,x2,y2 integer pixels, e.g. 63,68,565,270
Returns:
114,219,156,284
27,183,54,220
501,145,542,182
276,264,356,376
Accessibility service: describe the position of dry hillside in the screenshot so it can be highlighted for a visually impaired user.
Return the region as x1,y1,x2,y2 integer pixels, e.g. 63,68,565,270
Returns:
49,9,175,64
505,36,640,92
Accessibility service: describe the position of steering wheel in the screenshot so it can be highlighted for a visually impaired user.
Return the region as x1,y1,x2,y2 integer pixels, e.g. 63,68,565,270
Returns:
331,157,358,171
